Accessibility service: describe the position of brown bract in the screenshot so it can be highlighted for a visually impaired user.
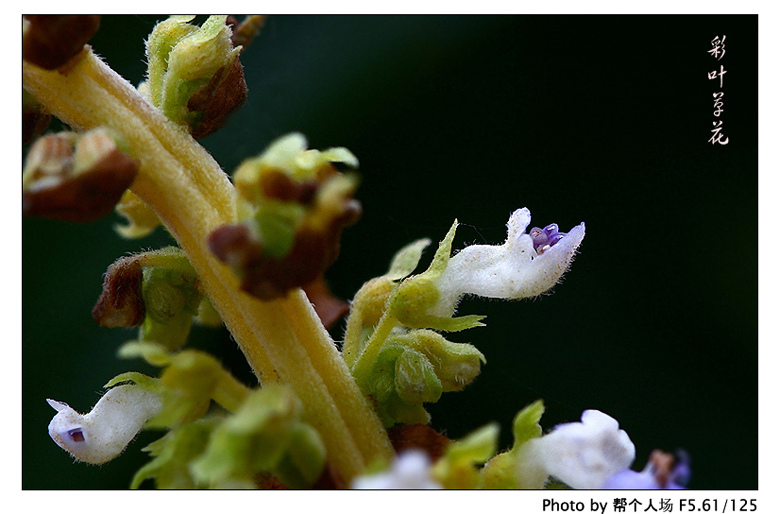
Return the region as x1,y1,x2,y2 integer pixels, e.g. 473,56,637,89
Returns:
302,276,350,330
92,257,146,327
23,15,101,70
187,56,248,139
22,138,139,223
261,171,319,205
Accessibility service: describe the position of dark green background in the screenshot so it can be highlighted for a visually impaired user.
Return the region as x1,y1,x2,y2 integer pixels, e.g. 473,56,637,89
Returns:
23,15,758,489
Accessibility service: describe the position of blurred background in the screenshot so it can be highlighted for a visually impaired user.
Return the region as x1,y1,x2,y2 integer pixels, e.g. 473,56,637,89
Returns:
22,15,757,489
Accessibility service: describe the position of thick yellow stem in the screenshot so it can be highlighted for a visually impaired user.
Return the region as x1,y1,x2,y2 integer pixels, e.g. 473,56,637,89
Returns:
23,48,393,481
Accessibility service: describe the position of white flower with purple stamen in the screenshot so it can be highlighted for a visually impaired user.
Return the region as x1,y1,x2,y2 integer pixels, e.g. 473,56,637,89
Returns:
430,207,585,317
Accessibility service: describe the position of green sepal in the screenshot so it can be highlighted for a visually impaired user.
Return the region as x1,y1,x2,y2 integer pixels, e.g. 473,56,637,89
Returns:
131,417,221,489
145,16,198,107
432,422,500,489
251,202,306,258
511,399,545,446
478,400,547,489
388,221,486,332
368,343,405,405
104,371,161,392
195,295,223,327
342,236,426,365
394,348,442,405
118,340,172,366
385,238,431,281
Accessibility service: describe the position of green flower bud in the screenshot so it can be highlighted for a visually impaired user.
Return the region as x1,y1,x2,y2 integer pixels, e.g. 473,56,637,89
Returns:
93,247,217,349
189,385,325,489
145,15,247,138
369,344,405,405
390,329,485,392
365,344,431,428
140,266,202,351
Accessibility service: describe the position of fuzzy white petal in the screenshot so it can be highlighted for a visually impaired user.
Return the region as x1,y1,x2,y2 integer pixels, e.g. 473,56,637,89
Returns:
524,410,635,489
47,385,163,465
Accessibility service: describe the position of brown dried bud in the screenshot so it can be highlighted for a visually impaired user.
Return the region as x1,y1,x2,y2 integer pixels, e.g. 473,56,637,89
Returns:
215,134,362,304
388,423,451,462
92,258,146,327
187,55,248,139
22,129,138,223
23,15,100,70
209,202,360,302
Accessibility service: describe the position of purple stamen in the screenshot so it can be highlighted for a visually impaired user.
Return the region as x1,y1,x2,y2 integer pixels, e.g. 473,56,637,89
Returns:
67,428,85,442
531,223,567,254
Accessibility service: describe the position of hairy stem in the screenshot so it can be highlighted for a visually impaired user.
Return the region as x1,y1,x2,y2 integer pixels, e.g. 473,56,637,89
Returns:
23,48,393,481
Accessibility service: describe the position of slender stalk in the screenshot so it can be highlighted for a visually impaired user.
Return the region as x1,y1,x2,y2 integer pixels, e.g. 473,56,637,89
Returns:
350,310,399,388
23,48,393,480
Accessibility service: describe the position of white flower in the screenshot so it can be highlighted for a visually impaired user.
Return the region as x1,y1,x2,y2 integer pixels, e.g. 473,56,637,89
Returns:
431,207,585,317
351,450,443,489
523,409,635,489
47,384,163,465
